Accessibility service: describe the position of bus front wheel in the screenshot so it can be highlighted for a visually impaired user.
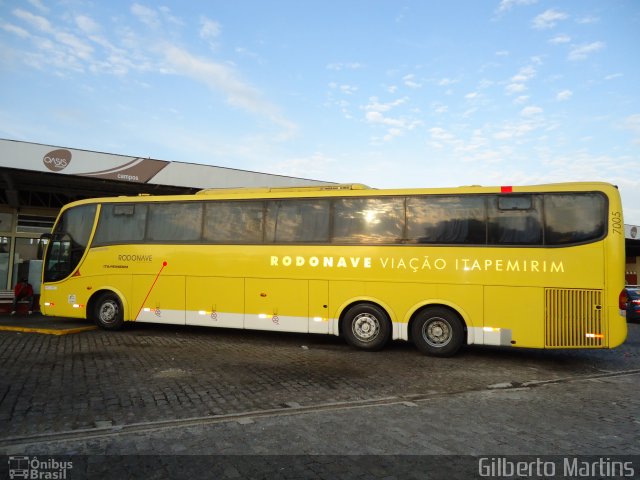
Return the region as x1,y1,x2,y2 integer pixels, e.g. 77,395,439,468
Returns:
93,292,124,331
341,303,391,351
412,307,464,357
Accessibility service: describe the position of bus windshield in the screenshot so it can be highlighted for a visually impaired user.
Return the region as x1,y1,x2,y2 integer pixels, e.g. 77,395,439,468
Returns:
43,204,96,282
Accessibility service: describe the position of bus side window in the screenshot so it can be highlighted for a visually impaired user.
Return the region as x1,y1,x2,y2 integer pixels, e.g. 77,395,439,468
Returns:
544,193,606,245
332,197,404,244
94,203,147,245
203,201,264,244
406,195,486,244
265,199,330,243
147,203,203,242
488,195,542,245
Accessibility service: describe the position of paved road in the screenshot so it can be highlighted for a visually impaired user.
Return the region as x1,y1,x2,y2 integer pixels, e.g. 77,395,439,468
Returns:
1,316,638,478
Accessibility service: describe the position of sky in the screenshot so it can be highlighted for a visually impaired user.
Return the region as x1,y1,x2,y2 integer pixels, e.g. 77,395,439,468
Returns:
1,0,639,224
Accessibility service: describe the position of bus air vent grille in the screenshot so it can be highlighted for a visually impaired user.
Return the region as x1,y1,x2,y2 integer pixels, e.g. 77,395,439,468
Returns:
544,288,603,348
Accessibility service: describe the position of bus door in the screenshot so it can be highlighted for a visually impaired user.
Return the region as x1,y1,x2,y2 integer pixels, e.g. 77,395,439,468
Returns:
309,280,329,334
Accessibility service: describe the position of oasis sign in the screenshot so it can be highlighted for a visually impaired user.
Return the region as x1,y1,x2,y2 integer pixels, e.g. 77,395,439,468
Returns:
39,148,170,183
43,149,72,172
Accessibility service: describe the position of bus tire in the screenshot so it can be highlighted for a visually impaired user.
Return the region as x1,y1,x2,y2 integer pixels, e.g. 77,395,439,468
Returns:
341,303,391,351
412,307,464,357
93,292,124,331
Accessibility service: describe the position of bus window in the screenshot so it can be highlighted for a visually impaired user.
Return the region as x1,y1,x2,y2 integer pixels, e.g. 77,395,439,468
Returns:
94,203,147,245
407,195,486,244
333,197,404,244
498,195,532,210
544,193,606,245
147,203,203,242
203,201,263,243
266,199,330,243
488,194,542,245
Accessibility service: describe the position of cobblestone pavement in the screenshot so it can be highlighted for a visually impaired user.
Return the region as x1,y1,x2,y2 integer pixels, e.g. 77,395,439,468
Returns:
1,317,639,478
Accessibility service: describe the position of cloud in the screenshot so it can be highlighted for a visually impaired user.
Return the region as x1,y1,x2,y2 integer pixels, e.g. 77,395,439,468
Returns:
2,23,30,38
432,103,448,114
163,45,296,136
11,8,95,66
437,77,458,86
3,2,297,140
56,31,93,60
131,3,160,28
339,84,358,95
625,114,640,145
326,62,363,71
506,83,526,95
329,82,358,95
532,9,568,29
158,6,183,27
605,73,623,81
27,0,48,13
505,64,537,96
511,65,536,83
462,107,478,118
365,97,408,113
568,41,604,61
199,17,221,40
365,111,420,132
12,8,52,32
549,34,571,44
429,127,456,144
403,74,422,88
427,127,505,165
383,128,403,141
364,97,420,142
520,105,543,116
576,15,599,25
493,121,537,139
556,89,572,101
496,0,538,14
365,111,404,127
74,15,100,35
270,152,336,179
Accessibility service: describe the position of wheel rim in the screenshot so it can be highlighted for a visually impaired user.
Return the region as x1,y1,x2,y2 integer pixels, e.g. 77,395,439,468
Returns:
422,317,452,348
352,312,380,343
99,301,118,325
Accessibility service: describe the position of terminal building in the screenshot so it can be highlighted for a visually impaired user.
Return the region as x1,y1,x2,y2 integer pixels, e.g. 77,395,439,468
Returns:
626,225,640,285
0,138,332,296
1,137,639,299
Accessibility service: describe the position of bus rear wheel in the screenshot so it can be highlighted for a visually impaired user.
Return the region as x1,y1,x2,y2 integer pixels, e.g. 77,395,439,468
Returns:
93,292,124,331
341,303,391,351
412,307,464,357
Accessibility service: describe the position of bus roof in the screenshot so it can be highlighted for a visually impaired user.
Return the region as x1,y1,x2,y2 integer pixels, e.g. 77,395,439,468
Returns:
55,181,620,209
196,183,371,195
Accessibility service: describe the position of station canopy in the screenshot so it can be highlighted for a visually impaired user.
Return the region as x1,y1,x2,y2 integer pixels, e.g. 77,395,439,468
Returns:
0,138,332,209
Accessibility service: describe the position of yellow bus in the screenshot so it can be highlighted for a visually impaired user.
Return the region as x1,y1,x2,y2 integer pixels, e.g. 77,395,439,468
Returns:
40,182,627,356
